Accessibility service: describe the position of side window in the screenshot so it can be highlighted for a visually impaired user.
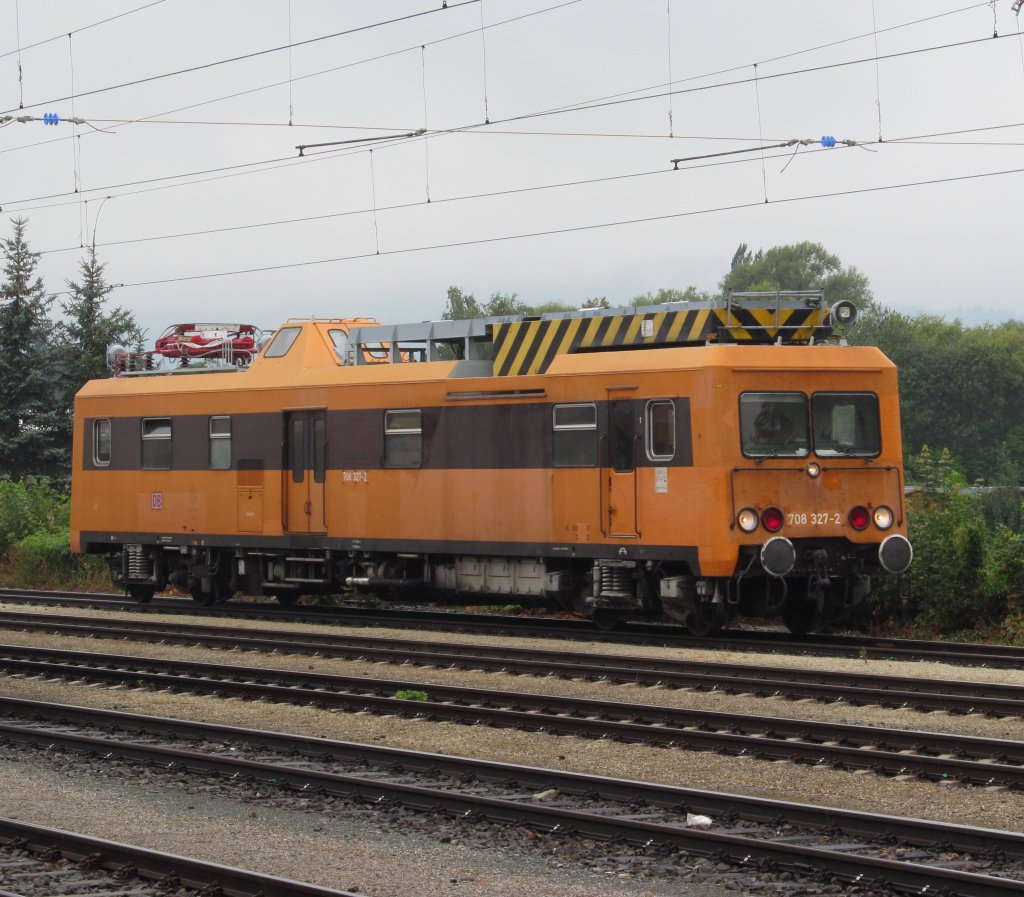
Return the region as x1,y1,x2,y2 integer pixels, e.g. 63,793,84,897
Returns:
385,409,422,468
210,416,231,469
611,400,635,472
553,403,597,467
290,417,305,482
646,400,675,461
313,416,326,483
328,329,348,364
263,326,301,358
141,418,172,470
93,419,111,466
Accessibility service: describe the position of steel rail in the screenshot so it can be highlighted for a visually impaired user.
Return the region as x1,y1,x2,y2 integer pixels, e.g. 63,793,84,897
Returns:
1,616,1022,715
0,816,360,897
3,645,1024,786
3,587,1024,667
2,698,1024,896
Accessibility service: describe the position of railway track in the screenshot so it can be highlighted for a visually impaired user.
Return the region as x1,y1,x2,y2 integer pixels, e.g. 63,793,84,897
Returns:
3,643,1024,787
3,696,1024,897
1,586,1022,668
1,611,1022,717
0,815,359,897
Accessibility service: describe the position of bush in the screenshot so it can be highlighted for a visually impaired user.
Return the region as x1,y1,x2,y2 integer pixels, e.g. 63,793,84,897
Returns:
0,477,68,555
901,447,1004,636
5,530,107,589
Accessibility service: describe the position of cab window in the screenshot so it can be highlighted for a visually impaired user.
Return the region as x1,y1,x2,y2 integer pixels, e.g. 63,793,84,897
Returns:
553,403,597,467
812,392,881,457
739,393,809,459
141,418,172,469
263,326,301,358
93,419,111,466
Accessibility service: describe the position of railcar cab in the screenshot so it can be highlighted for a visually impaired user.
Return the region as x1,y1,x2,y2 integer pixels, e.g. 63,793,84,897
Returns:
74,292,911,636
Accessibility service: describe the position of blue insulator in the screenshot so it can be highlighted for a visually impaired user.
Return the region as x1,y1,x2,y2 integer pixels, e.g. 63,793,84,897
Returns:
43,112,60,125
821,135,836,148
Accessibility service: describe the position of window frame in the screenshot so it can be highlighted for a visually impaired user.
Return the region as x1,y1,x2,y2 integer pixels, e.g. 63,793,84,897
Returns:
93,418,112,467
738,391,810,460
645,399,676,462
810,391,882,459
209,415,231,470
263,326,301,358
552,402,598,468
384,408,423,469
141,417,172,470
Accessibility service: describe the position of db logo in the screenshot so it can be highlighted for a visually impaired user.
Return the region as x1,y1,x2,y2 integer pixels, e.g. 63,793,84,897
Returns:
151,492,163,510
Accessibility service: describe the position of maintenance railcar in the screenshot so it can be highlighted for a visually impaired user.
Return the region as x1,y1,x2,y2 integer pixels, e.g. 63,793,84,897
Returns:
70,291,912,634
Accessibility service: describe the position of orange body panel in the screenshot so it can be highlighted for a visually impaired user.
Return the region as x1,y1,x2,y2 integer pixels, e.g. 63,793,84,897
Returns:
71,324,907,584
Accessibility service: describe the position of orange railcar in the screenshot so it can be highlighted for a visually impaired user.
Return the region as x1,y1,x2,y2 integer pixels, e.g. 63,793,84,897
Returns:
71,295,911,634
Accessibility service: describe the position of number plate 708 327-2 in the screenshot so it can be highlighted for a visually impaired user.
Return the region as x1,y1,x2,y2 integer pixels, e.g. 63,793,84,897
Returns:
786,511,841,526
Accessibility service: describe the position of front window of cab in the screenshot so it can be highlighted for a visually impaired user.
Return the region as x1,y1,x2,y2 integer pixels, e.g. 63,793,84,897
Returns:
812,392,881,457
739,392,809,458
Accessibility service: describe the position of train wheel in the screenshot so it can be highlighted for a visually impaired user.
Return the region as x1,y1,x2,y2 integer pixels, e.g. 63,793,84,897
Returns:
781,581,818,635
127,584,155,604
591,609,624,631
189,585,217,607
685,603,724,637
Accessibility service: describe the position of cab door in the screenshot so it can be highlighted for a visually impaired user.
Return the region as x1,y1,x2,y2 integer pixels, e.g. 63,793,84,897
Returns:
606,398,638,538
284,411,327,533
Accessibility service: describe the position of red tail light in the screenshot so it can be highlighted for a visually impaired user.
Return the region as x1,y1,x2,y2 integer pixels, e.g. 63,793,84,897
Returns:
762,507,784,532
848,505,870,530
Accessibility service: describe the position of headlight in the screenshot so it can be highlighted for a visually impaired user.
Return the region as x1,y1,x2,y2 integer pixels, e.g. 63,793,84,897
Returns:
737,508,759,532
873,506,894,530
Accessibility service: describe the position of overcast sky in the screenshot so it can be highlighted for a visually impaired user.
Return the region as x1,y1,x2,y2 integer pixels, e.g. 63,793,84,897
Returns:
1,0,1021,341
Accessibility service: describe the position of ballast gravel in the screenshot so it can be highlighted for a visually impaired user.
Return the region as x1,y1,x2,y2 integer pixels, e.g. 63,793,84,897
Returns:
2,603,1024,893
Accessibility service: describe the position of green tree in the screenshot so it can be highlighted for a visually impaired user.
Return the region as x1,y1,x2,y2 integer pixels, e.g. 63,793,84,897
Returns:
481,291,529,317
631,286,713,307
54,246,142,468
902,447,998,634
720,241,874,310
581,296,610,309
442,285,482,321
855,308,1024,483
530,300,577,315
0,218,61,480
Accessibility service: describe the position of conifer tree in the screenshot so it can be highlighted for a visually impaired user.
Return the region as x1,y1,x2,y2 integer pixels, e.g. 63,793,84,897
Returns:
58,245,141,404
0,217,60,479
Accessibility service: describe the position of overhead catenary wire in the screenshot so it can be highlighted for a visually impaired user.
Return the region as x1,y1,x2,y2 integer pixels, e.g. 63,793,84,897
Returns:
31,146,823,255
421,45,431,203
98,163,1024,296
19,115,1024,232
479,0,490,123
0,3,999,168
69,34,84,246
0,0,980,159
14,0,24,108
871,0,885,141
4,7,1015,243
0,0,481,116
0,0,583,161
0,0,169,61
287,0,294,127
